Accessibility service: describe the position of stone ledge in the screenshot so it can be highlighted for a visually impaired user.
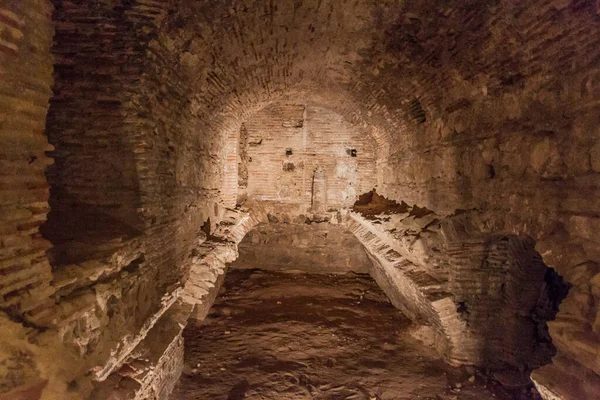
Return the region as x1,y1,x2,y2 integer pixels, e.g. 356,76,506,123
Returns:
181,208,263,315
94,288,182,381
531,357,600,400
347,212,464,363
90,302,190,400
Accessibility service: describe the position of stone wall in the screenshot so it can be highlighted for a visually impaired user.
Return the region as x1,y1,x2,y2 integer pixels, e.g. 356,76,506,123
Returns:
2,0,232,397
367,2,600,395
242,102,377,210
232,222,372,274
348,202,566,373
33,3,213,396
0,0,55,326
43,0,223,265
158,1,599,395
0,1,73,397
89,207,262,399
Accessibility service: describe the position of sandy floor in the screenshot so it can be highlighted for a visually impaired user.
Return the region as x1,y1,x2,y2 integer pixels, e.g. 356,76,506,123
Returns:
172,270,539,400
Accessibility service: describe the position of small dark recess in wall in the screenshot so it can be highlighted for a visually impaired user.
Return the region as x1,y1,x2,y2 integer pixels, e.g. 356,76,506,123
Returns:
408,98,426,124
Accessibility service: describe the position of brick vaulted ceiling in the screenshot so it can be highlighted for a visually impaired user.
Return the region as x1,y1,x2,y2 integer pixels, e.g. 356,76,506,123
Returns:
155,0,600,159
46,0,600,223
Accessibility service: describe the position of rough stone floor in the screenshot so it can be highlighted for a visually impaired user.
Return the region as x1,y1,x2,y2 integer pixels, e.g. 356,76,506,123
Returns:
172,270,539,400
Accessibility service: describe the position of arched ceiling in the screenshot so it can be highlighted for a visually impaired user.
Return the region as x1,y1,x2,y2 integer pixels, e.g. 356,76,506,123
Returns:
147,0,598,158
150,0,434,155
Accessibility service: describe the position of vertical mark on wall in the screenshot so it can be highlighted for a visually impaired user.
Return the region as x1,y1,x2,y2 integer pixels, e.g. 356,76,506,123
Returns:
237,123,249,204
312,166,327,213
408,98,426,124
302,104,308,198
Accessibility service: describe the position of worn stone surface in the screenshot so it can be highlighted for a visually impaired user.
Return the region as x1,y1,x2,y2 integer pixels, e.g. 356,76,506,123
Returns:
0,0,55,323
181,208,263,317
89,303,189,400
232,222,372,274
173,270,540,400
348,200,567,372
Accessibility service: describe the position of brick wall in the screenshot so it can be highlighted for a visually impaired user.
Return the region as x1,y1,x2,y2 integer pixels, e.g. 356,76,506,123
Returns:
349,206,566,372
4,1,228,397
232,222,372,274
244,102,377,210
0,0,55,323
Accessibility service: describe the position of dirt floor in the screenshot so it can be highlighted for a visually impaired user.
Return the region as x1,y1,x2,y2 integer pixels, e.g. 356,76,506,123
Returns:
172,270,541,400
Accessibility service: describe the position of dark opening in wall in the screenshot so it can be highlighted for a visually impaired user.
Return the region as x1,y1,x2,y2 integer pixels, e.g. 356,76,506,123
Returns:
408,98,426,124
106,295,120,319
123,255,145,274
286,148,293,156
354,190,374,205
456,301,470,322
530,268,571,347
282,162,295,172
201,218,211,236
346,148,357,157
352,189,409,217
541,267,571,316
486,164,496,179
451,235,571,371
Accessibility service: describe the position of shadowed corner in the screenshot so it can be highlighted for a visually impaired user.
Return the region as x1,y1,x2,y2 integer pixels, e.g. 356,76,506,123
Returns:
226,379,249,400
